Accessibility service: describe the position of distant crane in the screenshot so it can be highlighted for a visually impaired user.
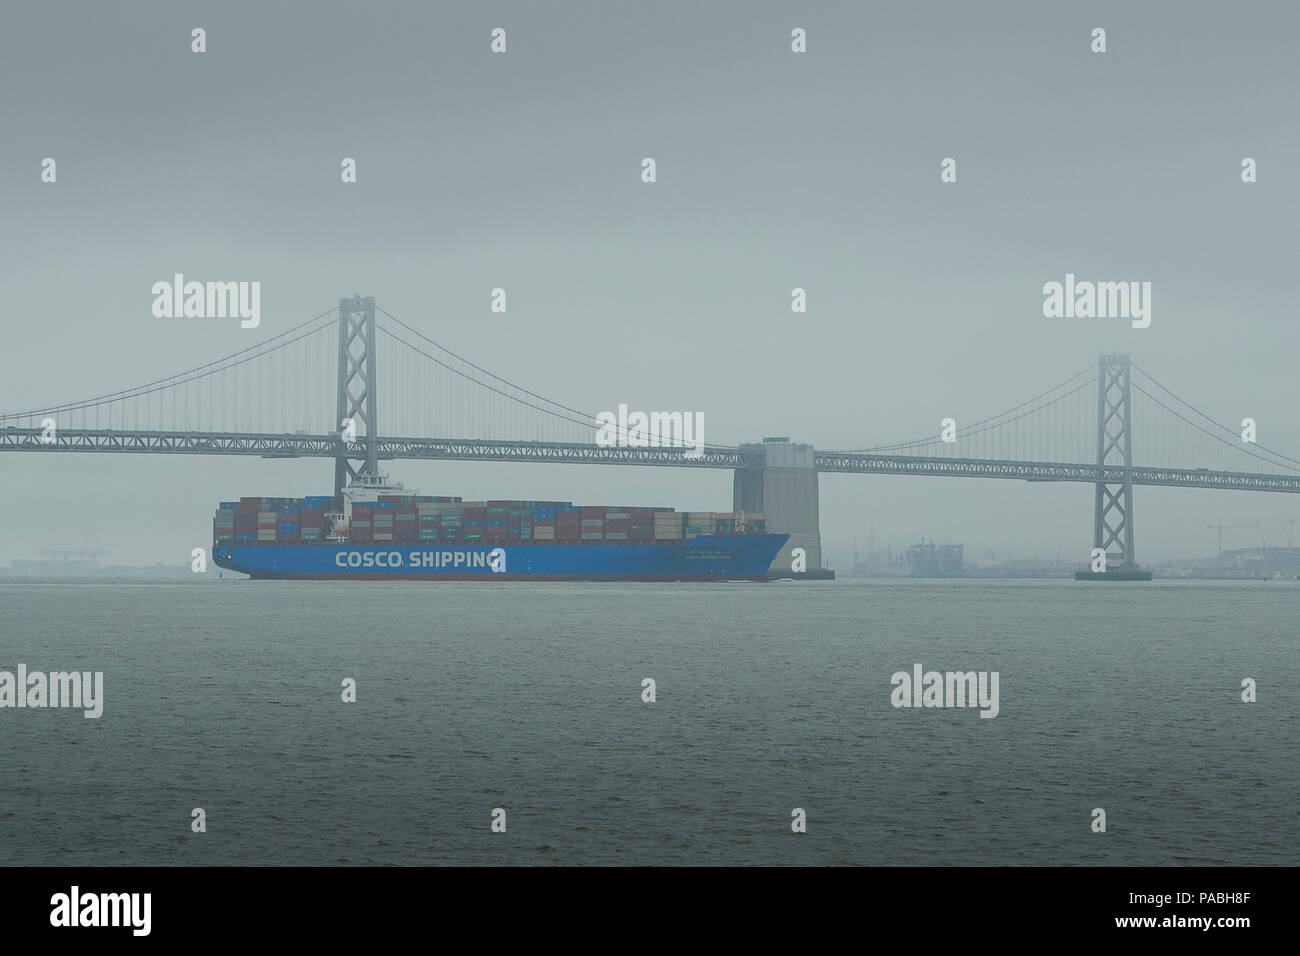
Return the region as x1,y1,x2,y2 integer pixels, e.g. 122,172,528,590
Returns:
1206,523,1258,566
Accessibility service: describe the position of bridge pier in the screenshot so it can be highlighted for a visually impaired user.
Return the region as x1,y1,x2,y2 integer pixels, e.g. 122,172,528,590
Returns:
734,439,823,575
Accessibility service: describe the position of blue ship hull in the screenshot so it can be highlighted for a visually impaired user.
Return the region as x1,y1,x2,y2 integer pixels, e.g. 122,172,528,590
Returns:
211,534,789,581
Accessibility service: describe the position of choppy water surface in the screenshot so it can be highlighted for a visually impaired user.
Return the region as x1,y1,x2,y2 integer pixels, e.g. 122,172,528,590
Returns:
0,578,1294,865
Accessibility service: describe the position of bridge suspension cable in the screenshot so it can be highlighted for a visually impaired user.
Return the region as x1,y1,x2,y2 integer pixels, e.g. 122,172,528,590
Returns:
373,305,737,451
0,308,338,425
845,363,1096,456
1130,363,1300,474
6,299,1300,486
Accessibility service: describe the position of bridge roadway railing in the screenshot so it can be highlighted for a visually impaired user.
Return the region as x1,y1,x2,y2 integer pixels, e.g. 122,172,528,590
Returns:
0,428,758,469
811,451,1300,492
5,428,1300,493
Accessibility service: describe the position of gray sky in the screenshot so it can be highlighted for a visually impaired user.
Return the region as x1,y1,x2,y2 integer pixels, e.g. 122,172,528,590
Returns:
2,1,1298,566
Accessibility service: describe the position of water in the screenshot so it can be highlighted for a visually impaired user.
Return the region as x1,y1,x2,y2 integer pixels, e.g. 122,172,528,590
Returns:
0,578,1294,866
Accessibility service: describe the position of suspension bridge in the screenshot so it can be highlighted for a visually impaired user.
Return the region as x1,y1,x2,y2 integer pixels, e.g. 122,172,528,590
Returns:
4,296,1300,577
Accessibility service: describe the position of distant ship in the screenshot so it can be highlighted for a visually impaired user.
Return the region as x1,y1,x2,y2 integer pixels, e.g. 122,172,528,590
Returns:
211,475,788,581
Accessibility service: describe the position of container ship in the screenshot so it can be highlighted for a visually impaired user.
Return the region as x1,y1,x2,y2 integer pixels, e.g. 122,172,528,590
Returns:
210,476,788,581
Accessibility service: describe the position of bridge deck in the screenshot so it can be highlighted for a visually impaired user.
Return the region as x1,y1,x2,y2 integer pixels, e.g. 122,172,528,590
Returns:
4,428,1300,493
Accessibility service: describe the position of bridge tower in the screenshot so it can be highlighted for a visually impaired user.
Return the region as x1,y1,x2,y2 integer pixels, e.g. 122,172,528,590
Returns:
1088,353,1142,574
334,295,379,496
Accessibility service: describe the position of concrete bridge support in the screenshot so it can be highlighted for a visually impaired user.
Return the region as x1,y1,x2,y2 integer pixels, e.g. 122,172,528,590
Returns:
734,440,822,572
